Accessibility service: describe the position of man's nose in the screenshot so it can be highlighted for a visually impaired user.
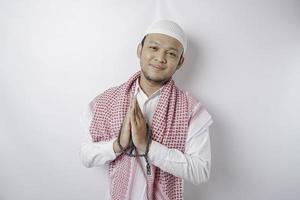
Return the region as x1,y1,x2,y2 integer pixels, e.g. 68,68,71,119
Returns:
155,51,167,63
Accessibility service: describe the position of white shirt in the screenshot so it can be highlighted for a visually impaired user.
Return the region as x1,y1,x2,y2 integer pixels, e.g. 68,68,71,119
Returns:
79,80,213,199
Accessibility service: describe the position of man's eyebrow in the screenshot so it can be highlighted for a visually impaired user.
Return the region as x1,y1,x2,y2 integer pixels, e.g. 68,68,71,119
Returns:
148,41,179,52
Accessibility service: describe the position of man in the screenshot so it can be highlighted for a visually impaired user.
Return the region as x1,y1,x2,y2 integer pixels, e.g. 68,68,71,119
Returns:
80,20,213,200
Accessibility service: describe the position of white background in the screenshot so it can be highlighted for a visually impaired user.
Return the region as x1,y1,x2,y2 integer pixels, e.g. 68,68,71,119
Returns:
1,0,299,199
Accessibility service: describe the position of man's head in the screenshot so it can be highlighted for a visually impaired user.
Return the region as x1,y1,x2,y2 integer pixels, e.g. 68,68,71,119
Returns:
137,20,187,85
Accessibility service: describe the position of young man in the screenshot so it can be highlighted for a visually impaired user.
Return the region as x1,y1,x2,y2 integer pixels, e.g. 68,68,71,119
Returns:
80,20,213,200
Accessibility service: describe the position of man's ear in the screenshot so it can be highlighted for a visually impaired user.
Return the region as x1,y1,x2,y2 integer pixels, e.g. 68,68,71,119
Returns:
176,56,185,70
137,44,142,59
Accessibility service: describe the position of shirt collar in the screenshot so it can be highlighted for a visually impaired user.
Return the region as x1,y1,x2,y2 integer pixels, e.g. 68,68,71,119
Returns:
135,78,163,99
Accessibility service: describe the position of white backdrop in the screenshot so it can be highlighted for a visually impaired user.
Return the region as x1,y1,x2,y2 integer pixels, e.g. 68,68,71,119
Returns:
1,0,299,199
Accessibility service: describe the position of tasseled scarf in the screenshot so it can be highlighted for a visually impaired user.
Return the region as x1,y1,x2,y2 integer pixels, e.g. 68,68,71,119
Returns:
89,71,199,200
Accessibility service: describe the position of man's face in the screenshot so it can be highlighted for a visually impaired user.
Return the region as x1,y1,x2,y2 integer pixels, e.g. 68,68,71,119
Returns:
137,33,184,84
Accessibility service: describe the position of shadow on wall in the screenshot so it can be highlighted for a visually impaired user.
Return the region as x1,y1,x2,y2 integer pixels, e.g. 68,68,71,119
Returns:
174,34,205,89
184,120,238,199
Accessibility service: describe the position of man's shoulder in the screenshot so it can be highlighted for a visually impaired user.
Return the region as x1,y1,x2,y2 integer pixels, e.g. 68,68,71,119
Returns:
175,87,201,108
179,90,213,124
88,84,124,112
102,85,123,96
175,88,207,119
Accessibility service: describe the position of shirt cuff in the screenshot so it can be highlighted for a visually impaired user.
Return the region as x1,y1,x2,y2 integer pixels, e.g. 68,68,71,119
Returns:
95,138,118,161
147,140,189,172
148,140,169,163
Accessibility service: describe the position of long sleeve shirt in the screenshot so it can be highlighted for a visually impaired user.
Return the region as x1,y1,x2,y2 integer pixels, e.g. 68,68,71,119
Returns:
79,80,213,199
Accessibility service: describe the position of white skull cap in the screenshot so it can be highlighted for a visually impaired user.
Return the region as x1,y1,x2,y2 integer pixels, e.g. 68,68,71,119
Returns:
144,19,187,55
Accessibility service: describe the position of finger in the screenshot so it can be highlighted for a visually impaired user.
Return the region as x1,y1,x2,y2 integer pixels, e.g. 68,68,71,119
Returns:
130,103,137,125
131,113,137,128
135,99,143,123
128,94,133,114
126,96,133,119
135,98,143,119
132,95,137,111
125,107,131,123
126,113,131,124
129,102,135,120
133,96,138,118
133,99,144,123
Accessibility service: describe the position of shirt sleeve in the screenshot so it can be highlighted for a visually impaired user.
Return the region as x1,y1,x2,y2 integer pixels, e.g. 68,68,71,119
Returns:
148,104,213,185
79,104,118,168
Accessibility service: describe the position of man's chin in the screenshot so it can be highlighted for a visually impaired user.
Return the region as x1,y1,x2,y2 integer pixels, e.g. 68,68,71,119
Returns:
145,75,166,84
141,70,171,84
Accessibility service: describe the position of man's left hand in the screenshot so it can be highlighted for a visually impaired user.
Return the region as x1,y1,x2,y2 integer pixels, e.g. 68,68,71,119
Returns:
130,96,148,153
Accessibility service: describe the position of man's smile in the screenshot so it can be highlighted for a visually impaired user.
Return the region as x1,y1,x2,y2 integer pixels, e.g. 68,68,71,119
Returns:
149,64,165,70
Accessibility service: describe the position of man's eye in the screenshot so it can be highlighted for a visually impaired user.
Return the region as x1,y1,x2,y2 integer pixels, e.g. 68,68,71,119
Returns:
168,52,177,57
149,46,157,50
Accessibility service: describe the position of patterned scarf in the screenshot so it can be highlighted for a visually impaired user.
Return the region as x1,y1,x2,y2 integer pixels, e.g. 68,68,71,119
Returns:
90,71,197,200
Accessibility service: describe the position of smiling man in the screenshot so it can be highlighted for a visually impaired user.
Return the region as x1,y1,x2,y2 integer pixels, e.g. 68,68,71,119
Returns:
80,20,213,200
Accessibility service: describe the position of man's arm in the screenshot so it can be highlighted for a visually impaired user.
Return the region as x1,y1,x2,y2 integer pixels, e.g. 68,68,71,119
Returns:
80,138,117,168
129,94,213,185
148,126,212,185
148,104,213,185
79,104,119,168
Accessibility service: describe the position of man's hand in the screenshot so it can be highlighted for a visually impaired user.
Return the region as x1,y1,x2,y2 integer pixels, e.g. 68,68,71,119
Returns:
113,100,132,153
130,96,148,153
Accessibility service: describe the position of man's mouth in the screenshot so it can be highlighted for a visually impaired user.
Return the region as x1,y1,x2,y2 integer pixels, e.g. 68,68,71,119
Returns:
150,64,164,70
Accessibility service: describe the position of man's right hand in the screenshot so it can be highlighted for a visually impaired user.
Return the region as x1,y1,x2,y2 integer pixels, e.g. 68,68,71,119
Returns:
113,100,132,154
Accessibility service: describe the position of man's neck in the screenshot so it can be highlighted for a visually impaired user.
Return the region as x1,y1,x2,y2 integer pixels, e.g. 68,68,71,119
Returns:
139,75,163,97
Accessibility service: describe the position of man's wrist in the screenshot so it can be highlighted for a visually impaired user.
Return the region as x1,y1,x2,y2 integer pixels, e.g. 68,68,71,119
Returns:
136,140,151,154
113,139,123,154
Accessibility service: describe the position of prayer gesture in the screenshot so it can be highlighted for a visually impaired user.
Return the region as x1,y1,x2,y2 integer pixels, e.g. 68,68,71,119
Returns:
116,101,132,152
130,96,148,153
113,96,148,153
